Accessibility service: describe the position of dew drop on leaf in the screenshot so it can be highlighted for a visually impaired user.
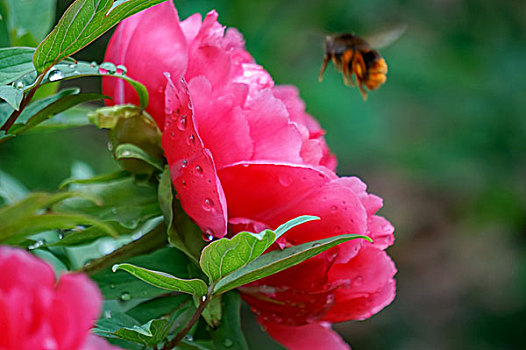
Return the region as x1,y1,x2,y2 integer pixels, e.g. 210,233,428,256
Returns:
90,61,97,68
184,335,194,342
48,69,64,81
223,339,233,348
119,292,131,302
13,81,24,89
99,62,116,74
115,65,127,75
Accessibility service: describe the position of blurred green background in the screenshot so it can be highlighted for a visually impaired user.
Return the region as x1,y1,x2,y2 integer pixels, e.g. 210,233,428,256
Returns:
1,0,526,348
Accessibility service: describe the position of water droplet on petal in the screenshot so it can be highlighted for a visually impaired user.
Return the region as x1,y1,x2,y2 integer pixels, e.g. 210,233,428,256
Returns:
312,243,321,247
181,159,188,168
330,205,338,212
203,198,214,211
195,165,203,175
178,115,187,130
278,175,292,187
187,134,195,145
352,276,364,287
115,64,127,75
202,229,214,241
119,292,131,302
48,69,64,81
181,180,187,187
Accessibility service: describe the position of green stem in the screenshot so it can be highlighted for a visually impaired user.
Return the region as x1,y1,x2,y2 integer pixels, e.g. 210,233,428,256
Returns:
162,287,214,350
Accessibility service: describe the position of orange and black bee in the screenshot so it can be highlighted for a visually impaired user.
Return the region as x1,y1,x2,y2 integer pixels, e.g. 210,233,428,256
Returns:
318,26,406,100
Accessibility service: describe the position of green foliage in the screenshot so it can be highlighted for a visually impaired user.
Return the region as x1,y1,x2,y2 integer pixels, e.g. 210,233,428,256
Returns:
112,263,209,297
33,0,165,73
210,291,249,350
0,47,35,84
1,0,56,45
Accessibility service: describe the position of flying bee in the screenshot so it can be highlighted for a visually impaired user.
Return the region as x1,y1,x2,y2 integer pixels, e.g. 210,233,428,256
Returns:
318,25,406,100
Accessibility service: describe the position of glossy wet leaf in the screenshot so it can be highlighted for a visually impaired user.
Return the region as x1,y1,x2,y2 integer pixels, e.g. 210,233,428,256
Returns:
0,47,36,85
0,84,23,110
213,234,372,295
33,0,165,73
115,143,164,172
113,263,208,297
211,291,249,350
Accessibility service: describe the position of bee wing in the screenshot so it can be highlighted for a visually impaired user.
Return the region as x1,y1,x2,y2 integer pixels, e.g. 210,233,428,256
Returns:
363,24,407,49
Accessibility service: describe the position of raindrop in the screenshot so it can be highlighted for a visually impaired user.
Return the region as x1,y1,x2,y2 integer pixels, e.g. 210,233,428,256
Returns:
104,310,112,318
352,276,364,287
171,132,175,138
121,150,131,157
115,65,127,75
184,335,194,342
111,208,118,214
13,80,24,89
202,229,214,242
106,142,114,151
181,180,187,187
203,198,214,211
178,115,187,130
187,134,195,145
90,61,97,68
119,292,131,302
99,62,116,74
201,295,207,302
48,69,64,82
109,283,116,289
312,243,321,247
223,339,233,348
278,175,292,187
181,159,188,168
28,240,45,250
58,232,64,239
195,165,203,175
330,205,338,212
99,240,117,255
68,63,76,69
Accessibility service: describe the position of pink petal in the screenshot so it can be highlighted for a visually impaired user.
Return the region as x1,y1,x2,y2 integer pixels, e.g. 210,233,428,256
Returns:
368,215,395,249
219,163,368,260
82,334,122,350
0,246,55,292
244,89,304,163
162,75,228,238
187,76,253,167
323,246,396,322
260,320,350,350
103,1,188,128
50,274,102,350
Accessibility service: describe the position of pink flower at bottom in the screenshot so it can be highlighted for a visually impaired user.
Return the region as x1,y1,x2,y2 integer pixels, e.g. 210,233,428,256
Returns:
0,246,119,350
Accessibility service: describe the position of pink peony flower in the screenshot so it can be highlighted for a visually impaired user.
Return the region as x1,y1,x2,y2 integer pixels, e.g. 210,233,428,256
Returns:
0,246,119,350
103,2,396,348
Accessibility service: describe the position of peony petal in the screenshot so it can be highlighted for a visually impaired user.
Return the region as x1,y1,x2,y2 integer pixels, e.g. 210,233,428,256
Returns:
368,215,395,249
260,320,350,350
103,1,188,128
82,334,122,350
323,246,397,322
219,163,368,260
162,75,228,238
50,274,102,350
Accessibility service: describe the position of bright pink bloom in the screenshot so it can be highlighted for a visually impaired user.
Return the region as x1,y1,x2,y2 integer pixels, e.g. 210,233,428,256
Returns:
0,246,119,350
103,3,395,348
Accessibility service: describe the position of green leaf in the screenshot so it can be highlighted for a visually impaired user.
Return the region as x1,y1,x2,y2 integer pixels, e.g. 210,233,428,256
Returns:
274,215,320,238
200,230,276,283
211,291,249,350
113,263,209,297
33,0,165,74
32,105,93,131
213,234,372,295
159,167,206,264
0,47,35,84
126,294,193,324
9,90,105,135
0,169,28,204
199,294,222,328
54,177,160,230
3,0,56,43
115,143,164,171
0,84,23,109
59,170,129,190
92,247,193,300
199,216,320,283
